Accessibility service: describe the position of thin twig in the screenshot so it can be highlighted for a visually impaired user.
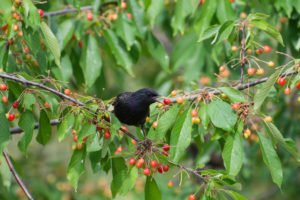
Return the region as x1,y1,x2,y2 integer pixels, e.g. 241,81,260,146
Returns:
44,6,92,17
43,1,118,17
0,73,84,106
239,22,247,84
2,151,34,200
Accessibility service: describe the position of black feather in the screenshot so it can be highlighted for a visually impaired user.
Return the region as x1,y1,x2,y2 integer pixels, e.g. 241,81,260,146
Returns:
113,88,159,126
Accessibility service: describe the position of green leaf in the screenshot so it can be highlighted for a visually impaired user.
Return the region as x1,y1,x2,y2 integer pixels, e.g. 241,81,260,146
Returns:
247,13,269,21
194,0,217,36
170,108,193,163
250,20,284,46
36,110,52,145
254,69,281,111
57,113,75,141
219,87,246,102
23,0,40,29
103,29,133,76
0,113,10,152
171,0,198,35
257,132,282,188
115,13,136,50
199,103,210,130
40,22,61,67
127,0,147,37
214,21,235,45
86,134,102,153
18,111,35,153
80,35,102,88
67,148,86,190
264,122,300,160
22,93,36,111
119,167,138,195
198,25,220,42
148,104,180,140
0,155,12,188
208,99,237,131
145,32,170,73
223,190,247,200
216,0,235,23
146,0,164,27
222,122,244,176
56,19,75,50
0,41,9,69
60,55,73,82
111,158,128,197
145,177,162,200
78,123,96,141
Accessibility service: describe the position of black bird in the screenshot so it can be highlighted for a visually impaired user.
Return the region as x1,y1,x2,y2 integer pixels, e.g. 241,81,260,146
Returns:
113,88,159,133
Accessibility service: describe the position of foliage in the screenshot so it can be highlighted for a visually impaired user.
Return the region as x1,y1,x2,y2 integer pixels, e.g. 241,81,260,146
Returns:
0,0,300,199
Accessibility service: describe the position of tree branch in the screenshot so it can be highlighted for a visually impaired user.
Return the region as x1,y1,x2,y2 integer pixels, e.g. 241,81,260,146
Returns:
0,73,84,106
44,6,92,17
178,70,298,102
2,151,34,200
43,2,118,17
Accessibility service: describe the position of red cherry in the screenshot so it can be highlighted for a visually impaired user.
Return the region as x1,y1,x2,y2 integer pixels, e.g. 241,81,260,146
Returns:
86,11,93,21
295,81,300,89
2,96,8,104
73,135,78,142
191,109,198,117
83,136,88,143
150,160,157,167
44,101,51,109
231,103,241,111
135,162,143,168
137,158,145,164
64,88,72,95
163,144,170,152
143,168,151,176
0,84,8,91
277,77,286,86
167,180,174,188
129,158,136,165
263,45,272,53
247,68,257,76
38,9,44,17
8,113,15,121
163,165,169,172
152,121,158,129
188,194,196,200
162,151,168,157
256,48,264,55
163,98,171,105
12,101,19,108
284,87,291,95
157,166,164,173
104,130,111,139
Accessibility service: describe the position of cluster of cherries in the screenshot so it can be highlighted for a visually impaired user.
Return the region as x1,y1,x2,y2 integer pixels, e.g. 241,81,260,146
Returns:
151,93,201,128
277,77,300,95
1,83,17,121
127,144,170,176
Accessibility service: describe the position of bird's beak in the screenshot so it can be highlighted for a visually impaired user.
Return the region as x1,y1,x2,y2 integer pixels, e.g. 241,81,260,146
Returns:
152,95,162,103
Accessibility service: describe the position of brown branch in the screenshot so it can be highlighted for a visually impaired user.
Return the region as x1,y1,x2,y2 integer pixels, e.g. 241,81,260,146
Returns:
239,22,247,84
173,70,298,102
2,151,34,200
43,2,118,17
44,6,92,17
0,73,84,106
